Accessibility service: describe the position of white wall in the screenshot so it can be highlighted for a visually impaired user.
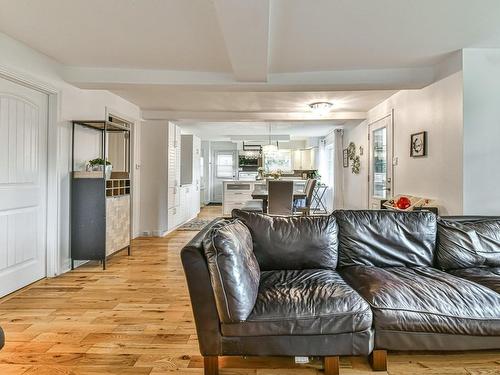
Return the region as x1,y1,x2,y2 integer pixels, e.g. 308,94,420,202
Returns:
462,49,500,215
342,121,370,210
318,131,340,211
343,72,464,215
139,121,168,236
0,32,141,274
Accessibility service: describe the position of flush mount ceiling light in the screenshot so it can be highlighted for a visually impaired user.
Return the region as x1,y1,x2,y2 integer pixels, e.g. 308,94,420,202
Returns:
309,101,334,116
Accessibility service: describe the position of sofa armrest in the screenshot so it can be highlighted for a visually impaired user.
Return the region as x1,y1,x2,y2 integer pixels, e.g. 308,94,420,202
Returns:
203,219,260,323
181,218,225,356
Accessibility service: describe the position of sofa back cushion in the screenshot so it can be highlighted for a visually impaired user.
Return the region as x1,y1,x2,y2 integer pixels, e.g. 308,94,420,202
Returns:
232,210,338,271
437,217,500,270
203,219,260,323
334,210,437,268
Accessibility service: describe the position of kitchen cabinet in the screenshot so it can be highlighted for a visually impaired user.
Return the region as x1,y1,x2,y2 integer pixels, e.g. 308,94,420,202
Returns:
167,132,202,229
223,181,263,216
167,122,182,230
180,134,201,221
140,121,199,235
293,150,302,169
293,149,318,170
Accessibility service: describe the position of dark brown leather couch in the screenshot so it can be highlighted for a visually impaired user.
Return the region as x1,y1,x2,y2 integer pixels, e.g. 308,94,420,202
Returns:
181,210,500,375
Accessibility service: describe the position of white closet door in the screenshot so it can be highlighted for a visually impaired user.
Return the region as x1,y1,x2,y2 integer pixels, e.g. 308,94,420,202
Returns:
167,122,175,209
174,125,181,207
0,77,48,297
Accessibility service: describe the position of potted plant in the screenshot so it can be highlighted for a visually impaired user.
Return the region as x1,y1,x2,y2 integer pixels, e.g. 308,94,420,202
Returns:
269,169,282,180
87,158,112,179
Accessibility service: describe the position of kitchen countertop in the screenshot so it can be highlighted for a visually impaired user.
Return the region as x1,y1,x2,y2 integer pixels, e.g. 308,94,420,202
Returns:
223,179,307,183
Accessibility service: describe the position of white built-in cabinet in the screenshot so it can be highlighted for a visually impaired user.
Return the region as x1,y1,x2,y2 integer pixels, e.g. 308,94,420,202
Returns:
140,121,201,235
179,134,201,223
293,148,318,170
167,122,182,231
223,181,260,216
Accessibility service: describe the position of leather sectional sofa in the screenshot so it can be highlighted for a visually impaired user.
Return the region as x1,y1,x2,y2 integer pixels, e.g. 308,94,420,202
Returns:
181,209,500,375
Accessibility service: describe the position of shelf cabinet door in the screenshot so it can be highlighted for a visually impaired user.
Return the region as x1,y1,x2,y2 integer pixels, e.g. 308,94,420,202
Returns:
71,178,106,261
106,195,130,256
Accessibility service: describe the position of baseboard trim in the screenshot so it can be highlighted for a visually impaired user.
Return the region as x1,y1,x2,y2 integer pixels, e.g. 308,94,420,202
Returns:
139,213,201,238
60,259,89,274
152,229,169,237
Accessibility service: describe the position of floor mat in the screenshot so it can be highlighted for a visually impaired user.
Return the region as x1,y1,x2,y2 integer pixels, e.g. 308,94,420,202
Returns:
177,217,216,231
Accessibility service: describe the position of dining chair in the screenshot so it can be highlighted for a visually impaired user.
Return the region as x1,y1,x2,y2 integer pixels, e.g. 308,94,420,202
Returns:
296,178,317,216
267,180,294,215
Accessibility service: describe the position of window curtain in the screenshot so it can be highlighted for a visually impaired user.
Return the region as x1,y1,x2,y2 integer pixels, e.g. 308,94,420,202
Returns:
333,129,344,209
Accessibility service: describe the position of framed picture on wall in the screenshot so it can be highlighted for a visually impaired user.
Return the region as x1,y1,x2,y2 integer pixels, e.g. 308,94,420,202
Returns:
343,149,349,167
410,131,427,157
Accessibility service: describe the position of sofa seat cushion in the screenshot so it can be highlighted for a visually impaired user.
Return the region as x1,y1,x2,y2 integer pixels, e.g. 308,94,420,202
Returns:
450,267,500,294
221,269,372,337
340,266,500,336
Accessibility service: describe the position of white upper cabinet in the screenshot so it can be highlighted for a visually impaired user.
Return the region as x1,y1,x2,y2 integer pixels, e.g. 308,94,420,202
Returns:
293,149,318,170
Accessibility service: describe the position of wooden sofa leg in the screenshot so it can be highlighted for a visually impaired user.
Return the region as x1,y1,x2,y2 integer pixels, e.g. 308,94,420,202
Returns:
324,356,340,375
370,350,387,371
204,356,218,375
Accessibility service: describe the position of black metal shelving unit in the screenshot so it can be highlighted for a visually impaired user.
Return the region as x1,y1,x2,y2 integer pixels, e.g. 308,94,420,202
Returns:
70,116,132,270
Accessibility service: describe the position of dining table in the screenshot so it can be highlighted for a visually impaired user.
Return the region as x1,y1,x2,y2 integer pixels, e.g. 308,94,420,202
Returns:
251,186,306,213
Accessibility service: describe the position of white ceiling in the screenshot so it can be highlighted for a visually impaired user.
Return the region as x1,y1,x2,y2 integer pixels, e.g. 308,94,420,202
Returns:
2,0,500,73
178,121,356,141
0,0,232,71
269,0,500,72
112,88,396,113
1,0,500,122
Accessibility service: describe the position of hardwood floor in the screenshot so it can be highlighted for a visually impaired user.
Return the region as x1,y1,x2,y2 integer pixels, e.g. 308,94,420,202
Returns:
0,206,499,374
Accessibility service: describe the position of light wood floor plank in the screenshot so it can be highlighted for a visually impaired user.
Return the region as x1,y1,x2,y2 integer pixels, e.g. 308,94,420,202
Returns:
0,205,498,374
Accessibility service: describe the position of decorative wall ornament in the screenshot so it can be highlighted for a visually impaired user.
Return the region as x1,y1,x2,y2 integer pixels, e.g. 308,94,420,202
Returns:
351,155,361,174
345,141,361,174
347,142,356,159
410,131,427,157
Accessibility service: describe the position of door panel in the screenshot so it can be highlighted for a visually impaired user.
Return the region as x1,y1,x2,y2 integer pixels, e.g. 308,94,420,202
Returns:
0,77,47,297
167,122,180,209
368,114,393,210
211,150,236,203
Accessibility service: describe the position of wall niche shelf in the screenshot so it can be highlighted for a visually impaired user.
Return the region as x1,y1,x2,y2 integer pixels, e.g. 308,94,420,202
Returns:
70,115,132,270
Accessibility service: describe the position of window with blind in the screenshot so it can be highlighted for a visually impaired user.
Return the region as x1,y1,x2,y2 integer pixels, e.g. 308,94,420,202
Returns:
216,153,234,178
